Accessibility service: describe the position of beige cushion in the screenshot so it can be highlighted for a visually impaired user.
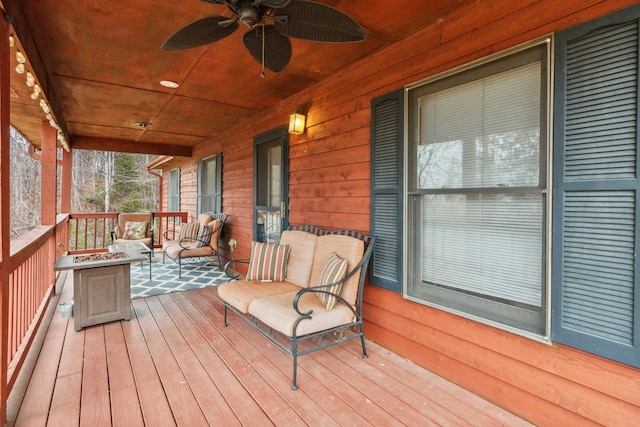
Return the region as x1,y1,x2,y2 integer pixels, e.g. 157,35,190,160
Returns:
197,213,214,228
248,291,356,337
113,237,152,247
164,240,213,259
208,219,222,251
218,280,302,314
309,235,364,306
279,230,317,288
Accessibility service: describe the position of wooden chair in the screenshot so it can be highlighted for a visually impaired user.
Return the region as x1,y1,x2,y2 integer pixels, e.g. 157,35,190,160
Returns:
110,212,153,247
162,212,227,277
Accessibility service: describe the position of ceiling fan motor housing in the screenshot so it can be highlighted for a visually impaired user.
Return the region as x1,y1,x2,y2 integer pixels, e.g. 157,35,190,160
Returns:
238,2,262,27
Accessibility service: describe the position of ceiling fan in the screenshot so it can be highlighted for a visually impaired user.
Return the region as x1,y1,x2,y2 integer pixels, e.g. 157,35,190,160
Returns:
162,0,366,74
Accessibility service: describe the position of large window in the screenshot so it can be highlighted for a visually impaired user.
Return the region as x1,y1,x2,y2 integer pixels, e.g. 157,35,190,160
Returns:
197,154,222,214
406,42,550,335
167,168,180,212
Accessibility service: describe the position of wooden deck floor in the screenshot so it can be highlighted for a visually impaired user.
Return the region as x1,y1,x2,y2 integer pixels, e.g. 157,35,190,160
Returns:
6,272,532,426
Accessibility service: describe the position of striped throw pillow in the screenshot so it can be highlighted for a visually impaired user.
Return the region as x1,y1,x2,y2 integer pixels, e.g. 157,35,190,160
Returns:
246,241,291,282
317,252,348,310
178,222,200,240
196,224,213,248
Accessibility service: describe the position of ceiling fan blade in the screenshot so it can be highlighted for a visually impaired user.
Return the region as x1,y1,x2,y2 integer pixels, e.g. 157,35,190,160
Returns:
272,1,366,43
162,16,239,51
254,0,293,7
243,26,292,73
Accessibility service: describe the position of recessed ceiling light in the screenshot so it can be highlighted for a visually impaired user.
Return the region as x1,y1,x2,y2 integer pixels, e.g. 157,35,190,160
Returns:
135,121,151,129
160,80,179,89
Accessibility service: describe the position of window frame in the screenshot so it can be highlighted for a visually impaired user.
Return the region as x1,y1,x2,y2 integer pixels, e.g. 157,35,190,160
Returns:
167,168,180,212
197,154,222,214
404,38,553,339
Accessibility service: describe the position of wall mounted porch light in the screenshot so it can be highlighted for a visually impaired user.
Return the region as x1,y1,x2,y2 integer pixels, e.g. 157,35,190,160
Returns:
288,112,306,135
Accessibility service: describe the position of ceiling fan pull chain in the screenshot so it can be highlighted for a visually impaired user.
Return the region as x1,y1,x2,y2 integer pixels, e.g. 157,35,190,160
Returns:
261,24,266,78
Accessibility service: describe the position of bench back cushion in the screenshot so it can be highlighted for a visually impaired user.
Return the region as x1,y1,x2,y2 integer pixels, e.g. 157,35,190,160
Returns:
309,235,364,306
279,230,317,288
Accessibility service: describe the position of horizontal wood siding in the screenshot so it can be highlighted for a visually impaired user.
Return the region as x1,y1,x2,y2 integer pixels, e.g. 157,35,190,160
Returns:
364,286,640,425
162,0,640,423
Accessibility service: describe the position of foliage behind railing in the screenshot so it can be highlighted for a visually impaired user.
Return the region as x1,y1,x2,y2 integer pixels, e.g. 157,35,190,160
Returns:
68,213,117,254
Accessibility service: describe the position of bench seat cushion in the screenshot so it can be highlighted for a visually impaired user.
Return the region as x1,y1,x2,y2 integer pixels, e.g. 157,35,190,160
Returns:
279,230,317,288
112,237,152,247
248,291,356,337
218,280,302,314
163,240,213,259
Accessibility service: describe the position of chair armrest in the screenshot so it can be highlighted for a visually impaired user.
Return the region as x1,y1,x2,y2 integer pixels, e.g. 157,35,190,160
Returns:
223,259,249,279
292,278,357,318
163,229,178,241
177,236,206,249
110,229,118,243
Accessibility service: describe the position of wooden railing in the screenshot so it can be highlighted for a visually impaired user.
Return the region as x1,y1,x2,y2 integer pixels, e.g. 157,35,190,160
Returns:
4,211,189,396
68,212,188,253
5,214,68,392
68,213,118,254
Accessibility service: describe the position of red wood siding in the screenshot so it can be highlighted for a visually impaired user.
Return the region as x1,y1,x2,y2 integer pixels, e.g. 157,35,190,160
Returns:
160,1,640,424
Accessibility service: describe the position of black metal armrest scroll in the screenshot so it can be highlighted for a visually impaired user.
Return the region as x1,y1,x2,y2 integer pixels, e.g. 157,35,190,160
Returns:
223,259,249,279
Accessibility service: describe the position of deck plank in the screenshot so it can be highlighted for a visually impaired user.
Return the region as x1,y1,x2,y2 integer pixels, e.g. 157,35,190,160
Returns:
181,290,307,426
130,298,208,426
147,295,241,426
10,276,534,427
103,322,144,427
14,274,74,427
162,292,273,426
195,287,405,426
46,321,84,427
121,303,177,426
80,326,111,426
191,289,342,427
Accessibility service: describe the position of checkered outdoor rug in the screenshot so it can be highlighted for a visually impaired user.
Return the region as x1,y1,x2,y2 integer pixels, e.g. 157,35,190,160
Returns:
129,255,230,299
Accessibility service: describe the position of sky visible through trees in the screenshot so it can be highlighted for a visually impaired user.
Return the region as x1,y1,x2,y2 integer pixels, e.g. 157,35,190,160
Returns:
10,127,159,239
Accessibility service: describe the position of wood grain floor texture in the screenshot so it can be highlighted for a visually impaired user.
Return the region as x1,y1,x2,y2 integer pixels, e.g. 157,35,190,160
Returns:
8,273,532,426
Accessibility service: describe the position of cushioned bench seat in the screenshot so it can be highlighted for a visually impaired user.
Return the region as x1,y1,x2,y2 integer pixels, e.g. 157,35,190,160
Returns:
217,224,375,390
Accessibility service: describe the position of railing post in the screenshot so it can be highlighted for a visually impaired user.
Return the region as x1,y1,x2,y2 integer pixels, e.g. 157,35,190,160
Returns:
0,11,11,425
42,120,58,291
60,147,72,214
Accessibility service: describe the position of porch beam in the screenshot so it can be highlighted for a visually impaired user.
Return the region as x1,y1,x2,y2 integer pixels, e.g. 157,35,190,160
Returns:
0,10,11,425
71,136,193,157
60,148,72,214
41,121,57,226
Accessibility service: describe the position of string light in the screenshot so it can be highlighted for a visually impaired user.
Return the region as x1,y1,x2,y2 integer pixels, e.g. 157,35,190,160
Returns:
8,33,70,151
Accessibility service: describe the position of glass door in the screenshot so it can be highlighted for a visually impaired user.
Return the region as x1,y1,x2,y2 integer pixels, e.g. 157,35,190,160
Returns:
254,126,288,243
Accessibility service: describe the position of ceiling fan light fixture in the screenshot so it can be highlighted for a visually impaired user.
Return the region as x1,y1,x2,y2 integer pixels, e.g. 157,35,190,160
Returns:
160,80,180,89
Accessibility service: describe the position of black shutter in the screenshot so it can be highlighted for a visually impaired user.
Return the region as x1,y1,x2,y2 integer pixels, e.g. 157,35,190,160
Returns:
370,89,404,293
552,6,640,367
